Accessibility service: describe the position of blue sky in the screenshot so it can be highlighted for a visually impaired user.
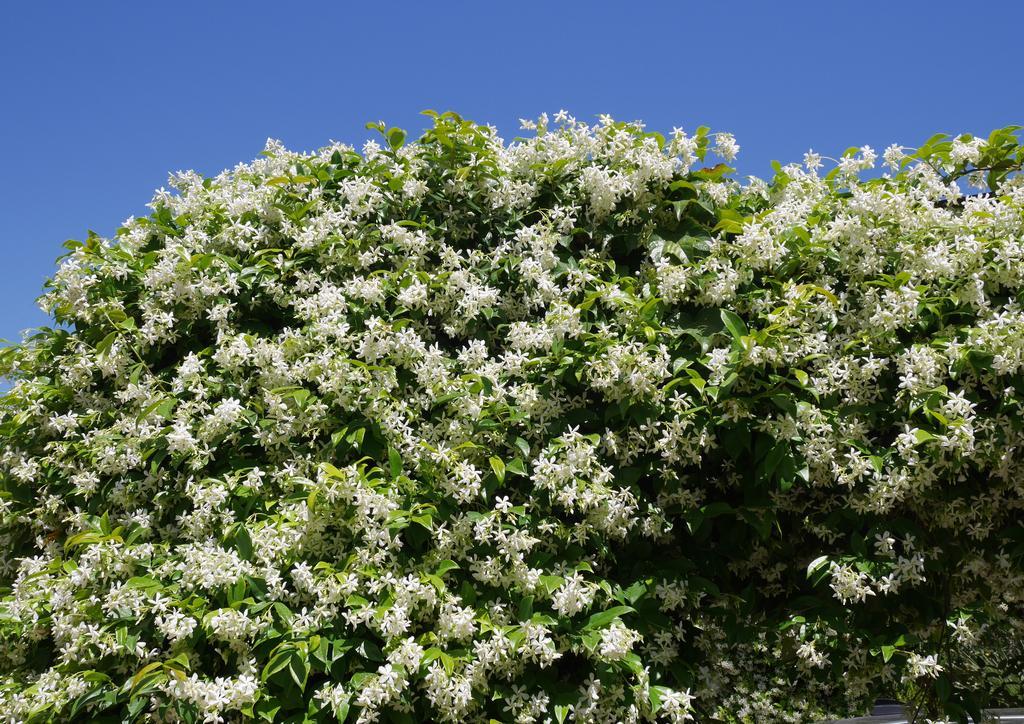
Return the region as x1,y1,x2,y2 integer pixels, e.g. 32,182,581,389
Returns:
1,1,1021,344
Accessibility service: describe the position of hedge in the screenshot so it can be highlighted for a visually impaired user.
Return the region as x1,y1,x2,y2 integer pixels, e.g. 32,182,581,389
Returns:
0,111,1022,723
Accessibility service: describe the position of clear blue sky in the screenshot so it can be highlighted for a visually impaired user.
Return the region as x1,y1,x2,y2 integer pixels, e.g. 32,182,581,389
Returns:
2,1,1021,344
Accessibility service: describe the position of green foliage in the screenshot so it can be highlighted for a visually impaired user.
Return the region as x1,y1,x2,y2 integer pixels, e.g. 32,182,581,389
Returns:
0,112,1022,722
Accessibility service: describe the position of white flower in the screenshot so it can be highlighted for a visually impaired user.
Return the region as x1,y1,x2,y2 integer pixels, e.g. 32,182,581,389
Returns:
906,652,943,679
597,621,641,660
714,133,740,162
156,611,197,643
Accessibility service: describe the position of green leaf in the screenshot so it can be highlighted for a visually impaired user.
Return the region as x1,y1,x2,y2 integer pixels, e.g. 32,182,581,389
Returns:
262,648,293,682
701,501,733,518
739,508,772,540
914,429,935,443
124,576,162,591
797,283,839,305
347,427,366,450
387,127,407,150
165,652,191,671
95,331,118,356
713,217,745,234
435,559,460,576
234,524,253,560
583,605,635,630
254,699,282,721
621,580,648,604
322,462,345,479
539,574,564,595
273,601,294,624
288,652,309,689
388,447,403,479
331,693,352,722
411,512,434,530
137,397,176,421
649,685,672,714
720,309,748,340
505,457,527,477
759,440,789,480
63,530,103,551
807,555,831,586
488,456,506,483
128,661,165,696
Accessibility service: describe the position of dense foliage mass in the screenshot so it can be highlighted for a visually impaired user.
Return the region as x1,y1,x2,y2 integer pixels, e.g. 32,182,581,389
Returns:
0,111,1022,723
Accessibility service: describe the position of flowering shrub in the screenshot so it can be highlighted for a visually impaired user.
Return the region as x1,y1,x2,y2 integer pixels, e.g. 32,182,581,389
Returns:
0,111,1022,723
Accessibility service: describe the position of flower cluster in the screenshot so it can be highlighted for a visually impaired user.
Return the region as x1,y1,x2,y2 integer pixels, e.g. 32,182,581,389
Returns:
0,112,1022,722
